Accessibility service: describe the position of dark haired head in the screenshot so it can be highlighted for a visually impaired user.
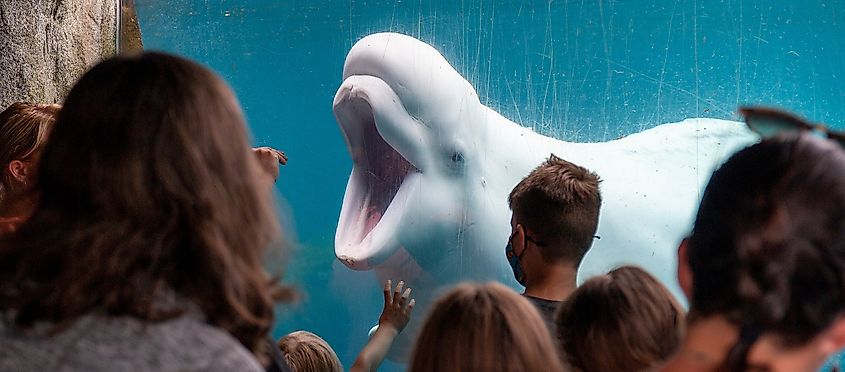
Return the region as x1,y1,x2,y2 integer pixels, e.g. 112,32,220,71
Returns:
686,134,845,365
0,52,293,362
508,154,601,265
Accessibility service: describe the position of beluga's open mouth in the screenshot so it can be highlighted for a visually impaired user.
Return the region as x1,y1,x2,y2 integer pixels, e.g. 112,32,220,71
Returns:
333,76,424,270
332,32,477,272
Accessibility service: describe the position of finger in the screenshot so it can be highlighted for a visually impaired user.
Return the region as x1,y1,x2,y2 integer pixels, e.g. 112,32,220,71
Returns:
279,152,288,165
393,281,404,305
407,299,416,312
255,149,274,163
399,287,411,307
383,279,392,304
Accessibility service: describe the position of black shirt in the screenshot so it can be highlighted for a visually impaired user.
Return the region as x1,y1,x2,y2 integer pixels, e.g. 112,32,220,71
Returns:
523,295,563,336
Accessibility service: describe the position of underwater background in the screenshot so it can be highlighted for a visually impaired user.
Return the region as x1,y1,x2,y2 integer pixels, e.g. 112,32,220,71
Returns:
135,1,844,370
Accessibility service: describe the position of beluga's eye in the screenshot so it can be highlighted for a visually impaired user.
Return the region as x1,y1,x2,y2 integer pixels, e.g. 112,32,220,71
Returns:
451,152,465,164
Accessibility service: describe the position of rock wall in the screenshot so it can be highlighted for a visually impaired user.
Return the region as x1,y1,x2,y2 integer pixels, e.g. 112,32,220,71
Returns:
0,0,117,108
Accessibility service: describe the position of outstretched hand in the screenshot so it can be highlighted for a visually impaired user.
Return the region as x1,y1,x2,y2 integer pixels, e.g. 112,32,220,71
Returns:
378,280,415,334
252,147,287,182
350,279,415,372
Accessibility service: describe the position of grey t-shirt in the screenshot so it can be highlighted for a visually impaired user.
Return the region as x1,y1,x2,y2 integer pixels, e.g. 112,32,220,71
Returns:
0,311,263,372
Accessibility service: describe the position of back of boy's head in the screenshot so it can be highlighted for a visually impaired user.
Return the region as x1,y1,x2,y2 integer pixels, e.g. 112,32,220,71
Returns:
508,154,601,265
688,134,845,348
278,331,342,372
409,282,564,372
556,266,685,372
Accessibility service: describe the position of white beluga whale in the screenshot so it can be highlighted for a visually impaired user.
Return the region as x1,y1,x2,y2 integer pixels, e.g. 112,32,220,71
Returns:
332,32,756,358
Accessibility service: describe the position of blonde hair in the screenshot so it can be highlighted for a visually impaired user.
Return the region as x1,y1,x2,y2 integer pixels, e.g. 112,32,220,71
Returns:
409,282,564,372
279,331,343,372
0,102,59,201
556,266,685,372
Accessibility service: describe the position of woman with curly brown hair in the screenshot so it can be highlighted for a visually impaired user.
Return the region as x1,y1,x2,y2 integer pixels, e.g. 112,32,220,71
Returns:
0,102,59,235
0,52,294,371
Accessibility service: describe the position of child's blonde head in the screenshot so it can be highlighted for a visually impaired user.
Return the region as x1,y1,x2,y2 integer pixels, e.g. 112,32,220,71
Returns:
279,331,343,372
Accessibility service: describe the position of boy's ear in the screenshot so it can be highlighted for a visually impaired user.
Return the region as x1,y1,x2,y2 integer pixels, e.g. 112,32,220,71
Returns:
512,223,526,256
677,238,693,301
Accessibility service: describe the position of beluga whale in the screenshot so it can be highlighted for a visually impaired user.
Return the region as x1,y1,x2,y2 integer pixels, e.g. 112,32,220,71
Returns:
332,32,756,358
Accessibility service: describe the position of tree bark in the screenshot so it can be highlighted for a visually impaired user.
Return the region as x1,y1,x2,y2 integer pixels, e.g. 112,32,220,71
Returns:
0,0,117,108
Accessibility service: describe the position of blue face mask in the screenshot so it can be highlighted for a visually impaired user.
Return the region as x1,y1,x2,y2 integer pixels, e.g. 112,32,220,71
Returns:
505,234,527,286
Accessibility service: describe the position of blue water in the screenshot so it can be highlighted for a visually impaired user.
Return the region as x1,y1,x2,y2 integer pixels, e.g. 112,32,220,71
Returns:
135,1,845,370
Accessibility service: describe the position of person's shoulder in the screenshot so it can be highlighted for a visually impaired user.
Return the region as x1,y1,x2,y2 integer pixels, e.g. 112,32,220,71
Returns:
137,313,265,371
0,312,264,371
200,344,265,372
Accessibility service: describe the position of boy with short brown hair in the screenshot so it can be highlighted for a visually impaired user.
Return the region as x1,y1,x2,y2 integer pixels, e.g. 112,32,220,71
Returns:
506,154,602,329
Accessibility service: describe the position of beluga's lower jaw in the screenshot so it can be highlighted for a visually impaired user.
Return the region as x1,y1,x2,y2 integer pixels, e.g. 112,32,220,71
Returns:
332,32,757,360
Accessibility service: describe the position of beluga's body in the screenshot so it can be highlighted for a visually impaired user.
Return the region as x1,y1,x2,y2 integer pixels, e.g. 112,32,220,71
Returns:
332,32,756,359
